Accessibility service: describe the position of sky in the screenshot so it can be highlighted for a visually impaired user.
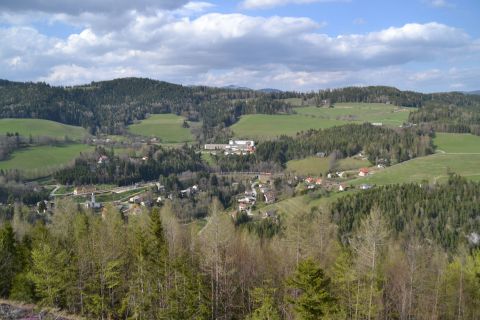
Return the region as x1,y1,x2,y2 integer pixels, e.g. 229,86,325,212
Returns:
0,0,479,92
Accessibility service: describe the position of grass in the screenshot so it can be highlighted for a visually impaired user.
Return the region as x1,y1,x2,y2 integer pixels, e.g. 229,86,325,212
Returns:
286,156,371,176
252,189,351,217
231,114,347,140
0,144,93,173
434,133,480,154
231,103,412,139
295,103,411,127
351,154,480,186
0,118,88,140
128,114,194,143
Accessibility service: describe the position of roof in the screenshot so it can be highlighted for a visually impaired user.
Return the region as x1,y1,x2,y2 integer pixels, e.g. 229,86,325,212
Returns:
359,168,369,173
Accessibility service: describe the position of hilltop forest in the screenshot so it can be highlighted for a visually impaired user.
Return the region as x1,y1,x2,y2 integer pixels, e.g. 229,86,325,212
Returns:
1,79,480,138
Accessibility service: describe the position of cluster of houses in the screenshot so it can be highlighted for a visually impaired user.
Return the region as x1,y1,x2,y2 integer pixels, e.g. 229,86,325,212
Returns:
237,183,276,216
204,140,255,155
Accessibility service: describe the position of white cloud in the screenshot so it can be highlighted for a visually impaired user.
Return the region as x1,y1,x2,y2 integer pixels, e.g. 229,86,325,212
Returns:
241,0,346,10
0,10,478,91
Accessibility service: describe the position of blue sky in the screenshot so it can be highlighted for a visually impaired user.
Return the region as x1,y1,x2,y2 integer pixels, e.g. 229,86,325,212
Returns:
0,0,479,92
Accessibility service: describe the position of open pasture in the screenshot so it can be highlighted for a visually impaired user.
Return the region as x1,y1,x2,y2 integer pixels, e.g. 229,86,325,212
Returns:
295,103,411,127
0,118,88,140
351,153,480,186
434,133,480,154
128,114,194,143
0,144,92,173
232,103,412,139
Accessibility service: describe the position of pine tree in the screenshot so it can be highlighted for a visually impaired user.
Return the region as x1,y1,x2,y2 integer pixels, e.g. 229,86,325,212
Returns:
30,241,70,307
0,222,17,297
286,258,337,320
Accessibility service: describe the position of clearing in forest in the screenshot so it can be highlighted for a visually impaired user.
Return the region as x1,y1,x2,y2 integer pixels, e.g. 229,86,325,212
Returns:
128,114,194,143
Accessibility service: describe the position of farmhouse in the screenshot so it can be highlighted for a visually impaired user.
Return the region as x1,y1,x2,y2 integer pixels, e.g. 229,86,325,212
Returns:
97,155,109,164
305,177,315,184
358,168,370,177
264,191,276,204
129,195,141,204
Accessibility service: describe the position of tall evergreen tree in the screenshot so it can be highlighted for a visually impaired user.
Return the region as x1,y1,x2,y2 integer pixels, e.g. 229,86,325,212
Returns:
286,258,337,319
0,222,17,297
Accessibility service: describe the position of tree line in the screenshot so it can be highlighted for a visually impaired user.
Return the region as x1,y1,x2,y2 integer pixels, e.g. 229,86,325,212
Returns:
331,175,480,252
54,145,205,186
255,123,434,166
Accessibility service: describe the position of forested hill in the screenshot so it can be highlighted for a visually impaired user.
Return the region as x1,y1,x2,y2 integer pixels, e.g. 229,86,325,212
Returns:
2,78,480,136
0,78,293,135
313,85,480,108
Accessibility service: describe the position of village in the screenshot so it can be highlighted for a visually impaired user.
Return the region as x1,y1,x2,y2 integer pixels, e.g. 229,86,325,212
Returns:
32,138,383,227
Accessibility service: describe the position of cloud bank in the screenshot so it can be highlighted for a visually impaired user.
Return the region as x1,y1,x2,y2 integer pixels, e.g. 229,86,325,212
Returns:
0,1,478,91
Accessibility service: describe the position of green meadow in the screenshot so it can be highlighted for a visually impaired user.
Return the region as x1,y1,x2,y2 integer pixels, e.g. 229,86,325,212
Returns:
128,114,194,143
351,153,480,186
0,118,88,140
434,133,480,153
232,103,412,139
231,114,347,139
295,103,411,127
0,144,93,173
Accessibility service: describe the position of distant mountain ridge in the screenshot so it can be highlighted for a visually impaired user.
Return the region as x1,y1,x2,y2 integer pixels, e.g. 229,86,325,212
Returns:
465,90,480,95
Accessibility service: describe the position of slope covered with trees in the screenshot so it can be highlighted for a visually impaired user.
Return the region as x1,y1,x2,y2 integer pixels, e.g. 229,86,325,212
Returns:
0,78,292,137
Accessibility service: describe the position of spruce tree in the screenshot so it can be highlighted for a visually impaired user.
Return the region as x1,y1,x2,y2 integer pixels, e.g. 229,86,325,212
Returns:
0,222,17,297
286,258,337,320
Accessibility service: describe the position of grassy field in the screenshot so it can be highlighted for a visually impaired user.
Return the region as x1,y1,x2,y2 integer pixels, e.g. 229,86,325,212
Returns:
434,133,480,153
0,144,93,173
295,103,411,127
252,189,350,217
286,156,371,176
232,103,411,139
0,118,88,140
231,114,347,139
128,114,194,143
351,154,480,186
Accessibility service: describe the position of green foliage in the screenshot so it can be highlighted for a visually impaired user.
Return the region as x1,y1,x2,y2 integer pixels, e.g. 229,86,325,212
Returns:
30,242,71,307
0,78,292,135
332,175,480,251
246,285,281,320
54,144,204,185
286,258,337,319
0,222,18,297
256,123,433,166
